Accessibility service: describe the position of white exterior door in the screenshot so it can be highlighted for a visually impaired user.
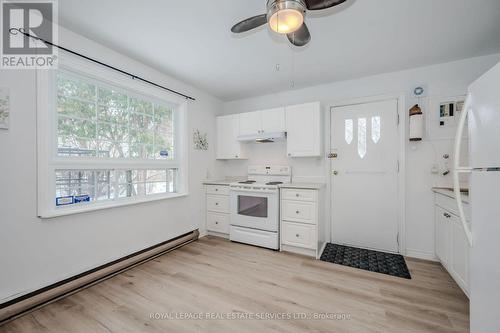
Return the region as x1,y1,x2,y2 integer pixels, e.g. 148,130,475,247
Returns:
330,99,400,253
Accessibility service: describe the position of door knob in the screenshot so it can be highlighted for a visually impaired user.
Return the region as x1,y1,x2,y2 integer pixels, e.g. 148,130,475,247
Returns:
332,170,338,176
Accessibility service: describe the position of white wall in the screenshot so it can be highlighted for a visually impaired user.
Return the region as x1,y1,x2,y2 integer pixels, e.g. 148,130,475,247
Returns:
221,54,500,260
0,27,223,302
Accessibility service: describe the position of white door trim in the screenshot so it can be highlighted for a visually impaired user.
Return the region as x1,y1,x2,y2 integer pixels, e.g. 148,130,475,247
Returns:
325,94,406,254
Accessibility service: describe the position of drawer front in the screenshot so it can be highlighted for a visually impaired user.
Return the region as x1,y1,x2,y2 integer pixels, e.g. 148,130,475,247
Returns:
282,200,316,224
282,222,316,249
206,185,229,196
435,193,471,221
207,195,229,213
281,188,316,202
207,212,229,234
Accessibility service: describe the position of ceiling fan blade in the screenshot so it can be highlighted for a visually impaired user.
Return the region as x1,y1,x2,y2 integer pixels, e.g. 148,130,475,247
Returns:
287,23,311,47
303,0,347,10
231,14,268,33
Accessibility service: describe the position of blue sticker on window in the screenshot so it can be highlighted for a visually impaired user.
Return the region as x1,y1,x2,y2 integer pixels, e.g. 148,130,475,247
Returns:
74,195,91,203
160,150,169,157
56,196,74,206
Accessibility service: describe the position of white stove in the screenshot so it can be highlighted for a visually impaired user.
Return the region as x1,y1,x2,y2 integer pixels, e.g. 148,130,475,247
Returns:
229,166,291,250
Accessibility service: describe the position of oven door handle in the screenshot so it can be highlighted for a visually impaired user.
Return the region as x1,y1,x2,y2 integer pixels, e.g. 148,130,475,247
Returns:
230,187,277,194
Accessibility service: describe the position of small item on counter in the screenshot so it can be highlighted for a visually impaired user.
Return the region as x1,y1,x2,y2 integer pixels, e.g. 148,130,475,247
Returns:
409,104,423,141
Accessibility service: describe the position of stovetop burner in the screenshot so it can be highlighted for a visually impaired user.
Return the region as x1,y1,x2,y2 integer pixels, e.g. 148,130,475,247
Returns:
266,181,283,185
238,180,257,184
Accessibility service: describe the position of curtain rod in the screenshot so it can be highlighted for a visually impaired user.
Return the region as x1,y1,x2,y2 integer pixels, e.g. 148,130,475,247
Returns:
9,28,196,101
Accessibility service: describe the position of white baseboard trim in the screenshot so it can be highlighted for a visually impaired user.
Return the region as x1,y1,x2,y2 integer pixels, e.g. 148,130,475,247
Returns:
405,248,438,262
206,231,229,239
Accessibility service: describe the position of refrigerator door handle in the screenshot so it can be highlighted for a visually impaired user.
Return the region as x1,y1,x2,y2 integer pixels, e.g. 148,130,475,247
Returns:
453,93,473,247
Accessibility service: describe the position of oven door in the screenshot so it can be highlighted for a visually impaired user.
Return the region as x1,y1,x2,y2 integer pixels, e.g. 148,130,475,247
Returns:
230,188,278,232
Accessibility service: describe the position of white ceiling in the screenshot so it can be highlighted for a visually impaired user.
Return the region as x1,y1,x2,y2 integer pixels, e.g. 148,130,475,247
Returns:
58,0,500,101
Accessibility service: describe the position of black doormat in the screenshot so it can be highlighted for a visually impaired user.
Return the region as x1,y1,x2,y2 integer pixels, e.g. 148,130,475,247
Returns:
320,243,411,279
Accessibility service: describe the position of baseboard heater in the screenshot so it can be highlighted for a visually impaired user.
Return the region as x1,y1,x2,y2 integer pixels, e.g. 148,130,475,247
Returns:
0,229,199,325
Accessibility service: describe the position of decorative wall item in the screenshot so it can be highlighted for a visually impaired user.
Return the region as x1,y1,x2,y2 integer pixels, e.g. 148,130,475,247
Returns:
0,88,9,130
409,104,423,141
193,129,208,150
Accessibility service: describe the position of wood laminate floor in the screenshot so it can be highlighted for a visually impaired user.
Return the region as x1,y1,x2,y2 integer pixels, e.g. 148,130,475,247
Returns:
0,236,469,333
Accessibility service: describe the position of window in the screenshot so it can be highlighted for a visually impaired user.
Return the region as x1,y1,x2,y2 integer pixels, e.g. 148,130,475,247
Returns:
37,56,187,217
357,118,367,159
344,119,353,144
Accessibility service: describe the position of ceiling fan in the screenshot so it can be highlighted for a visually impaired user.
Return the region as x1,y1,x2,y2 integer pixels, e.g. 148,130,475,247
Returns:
231,0,347,47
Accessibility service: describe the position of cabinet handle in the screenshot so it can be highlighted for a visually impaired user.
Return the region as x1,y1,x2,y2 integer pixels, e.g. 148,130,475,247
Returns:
215,221,218,224
443,212,451,218
296,210,300,214
295,193,300,197
215,202,219,206
296,234,300,238
215,188,218,191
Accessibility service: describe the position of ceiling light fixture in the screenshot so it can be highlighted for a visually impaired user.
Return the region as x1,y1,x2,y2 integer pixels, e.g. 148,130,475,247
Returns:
267,0,305,34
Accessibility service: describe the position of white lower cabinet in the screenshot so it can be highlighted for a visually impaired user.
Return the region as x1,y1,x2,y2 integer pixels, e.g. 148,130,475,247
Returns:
280,187,325,258
434,193,470,296
207,212,230,234
205,184,230,237
282,221,316,249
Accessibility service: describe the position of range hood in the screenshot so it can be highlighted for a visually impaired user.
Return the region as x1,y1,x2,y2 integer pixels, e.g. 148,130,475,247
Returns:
237,131,286,143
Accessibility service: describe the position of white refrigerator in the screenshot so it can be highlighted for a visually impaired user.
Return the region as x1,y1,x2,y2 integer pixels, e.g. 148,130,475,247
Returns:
453,61,500,332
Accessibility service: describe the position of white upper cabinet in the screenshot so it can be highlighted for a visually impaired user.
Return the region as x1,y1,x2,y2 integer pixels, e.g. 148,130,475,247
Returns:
216,115,246,160
262,107,286,133
238,111,262,136
238,108,286,136
285,102,322,157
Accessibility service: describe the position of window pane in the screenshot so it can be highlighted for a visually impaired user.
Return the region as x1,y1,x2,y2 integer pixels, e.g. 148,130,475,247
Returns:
129,97,153,115
146,182,167,195
98,123,129,142
98,141,129,158
58,75,96,101
358,118,367,159
58,117,96,140
146,169,167,182
345,119,353,144
56,71,177,161
55,168,177,207
371,116,381,143
154,104,174,159
57,96,96,120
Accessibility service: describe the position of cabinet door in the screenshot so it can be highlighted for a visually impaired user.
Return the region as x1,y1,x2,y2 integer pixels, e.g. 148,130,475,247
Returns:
451,215,470,292
238,111,262,136
285,102,322,157
435,206,451,267
216,115,243,159
262,107,285,133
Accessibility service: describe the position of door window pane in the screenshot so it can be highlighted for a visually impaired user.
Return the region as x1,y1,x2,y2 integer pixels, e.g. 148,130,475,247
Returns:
371,116,381,143
345,119,353,144
358,118,367,158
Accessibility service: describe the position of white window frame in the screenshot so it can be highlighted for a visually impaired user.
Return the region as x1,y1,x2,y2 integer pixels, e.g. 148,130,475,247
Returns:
37,53,189,218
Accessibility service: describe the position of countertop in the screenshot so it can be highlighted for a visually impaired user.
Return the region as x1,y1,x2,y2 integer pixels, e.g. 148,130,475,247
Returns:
279,183,325,190
202,180,325,190
202,179,236,186
432,187,470,203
